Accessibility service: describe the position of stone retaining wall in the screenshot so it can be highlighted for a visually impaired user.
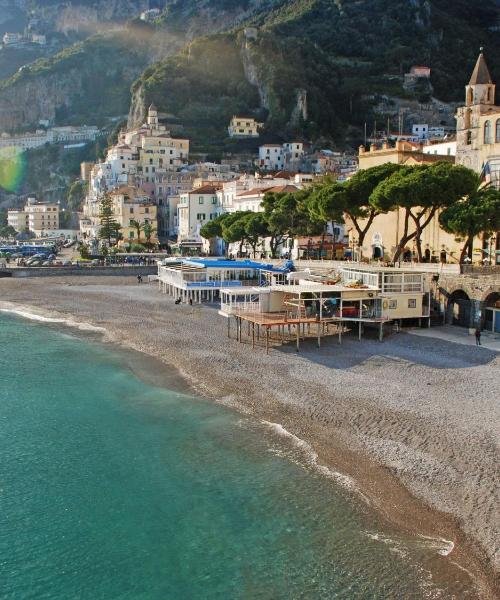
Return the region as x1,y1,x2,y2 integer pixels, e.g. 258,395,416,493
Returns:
9,266,158,278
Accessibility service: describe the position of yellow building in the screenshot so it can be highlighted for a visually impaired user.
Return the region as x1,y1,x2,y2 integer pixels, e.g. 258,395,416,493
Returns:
351,51,500,264
8,198,59,236
228,115,262,138
358,140,454,170
110,187,158,245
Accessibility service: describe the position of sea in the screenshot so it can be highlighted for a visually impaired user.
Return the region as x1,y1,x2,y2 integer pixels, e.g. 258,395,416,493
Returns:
0,311,478,599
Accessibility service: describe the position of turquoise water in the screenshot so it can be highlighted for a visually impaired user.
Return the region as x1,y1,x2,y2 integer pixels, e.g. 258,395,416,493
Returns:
0,313,475,599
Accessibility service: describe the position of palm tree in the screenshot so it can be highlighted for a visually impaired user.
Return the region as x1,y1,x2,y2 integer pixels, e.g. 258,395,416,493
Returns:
129,219,143,243
143,222,157,248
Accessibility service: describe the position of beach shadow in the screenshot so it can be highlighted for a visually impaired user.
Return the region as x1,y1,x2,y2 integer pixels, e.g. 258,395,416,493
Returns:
275,330,499,370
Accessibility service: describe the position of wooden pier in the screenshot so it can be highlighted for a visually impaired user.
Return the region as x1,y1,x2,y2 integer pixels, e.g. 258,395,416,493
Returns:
227,310,387,354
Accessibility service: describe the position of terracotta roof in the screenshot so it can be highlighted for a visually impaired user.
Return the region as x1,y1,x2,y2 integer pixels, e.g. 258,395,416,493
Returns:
469,52,493,85
265,185,299,194
236,187,273,198
261,143,282,147
189,184,221,194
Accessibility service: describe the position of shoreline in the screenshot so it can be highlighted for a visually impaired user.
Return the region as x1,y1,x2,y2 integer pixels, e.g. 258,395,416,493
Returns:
0,277,498,598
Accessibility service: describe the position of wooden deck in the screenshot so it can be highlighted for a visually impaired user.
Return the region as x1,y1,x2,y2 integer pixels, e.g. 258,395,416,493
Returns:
226,309,388,353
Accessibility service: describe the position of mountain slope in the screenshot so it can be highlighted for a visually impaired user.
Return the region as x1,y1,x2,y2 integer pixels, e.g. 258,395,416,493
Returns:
130,0,500,149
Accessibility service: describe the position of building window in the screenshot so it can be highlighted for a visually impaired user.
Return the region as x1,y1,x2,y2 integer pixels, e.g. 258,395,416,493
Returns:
408,299,416,309
388,300,397,309
196,213,206,221
496,119,500,143
211,197,217,204
130,208,134,213
199,198,204,204
129,231,134,238
484,120,492,144
467,131,472,145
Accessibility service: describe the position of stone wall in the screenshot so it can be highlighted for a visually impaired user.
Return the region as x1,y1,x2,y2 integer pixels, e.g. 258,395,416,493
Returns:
10,266,157,278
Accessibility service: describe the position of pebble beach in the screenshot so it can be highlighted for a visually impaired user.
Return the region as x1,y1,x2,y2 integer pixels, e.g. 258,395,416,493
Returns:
1,275,499,597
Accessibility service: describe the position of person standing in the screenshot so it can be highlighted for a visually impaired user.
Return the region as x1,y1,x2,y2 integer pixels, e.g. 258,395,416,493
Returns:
475,328,481,346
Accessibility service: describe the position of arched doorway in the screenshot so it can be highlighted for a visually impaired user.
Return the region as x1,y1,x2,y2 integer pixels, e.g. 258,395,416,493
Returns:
372,245,383,260
424,248,431,262
447,290,472,327
482,291,500,332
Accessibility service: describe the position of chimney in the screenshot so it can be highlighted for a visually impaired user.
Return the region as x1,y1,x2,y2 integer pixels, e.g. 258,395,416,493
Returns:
370,143,377,153
358,145,365,154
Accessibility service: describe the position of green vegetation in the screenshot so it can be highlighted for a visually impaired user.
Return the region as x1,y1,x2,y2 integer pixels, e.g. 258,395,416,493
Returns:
202,163,496,263
0,27,151,127
134,0,500,147
98,194,121,246
136,33,261,153
440,178,500,263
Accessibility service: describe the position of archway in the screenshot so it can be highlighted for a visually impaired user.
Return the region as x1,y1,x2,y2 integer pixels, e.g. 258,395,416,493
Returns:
372,245,383,260
482,291,500,332
446,290,472,327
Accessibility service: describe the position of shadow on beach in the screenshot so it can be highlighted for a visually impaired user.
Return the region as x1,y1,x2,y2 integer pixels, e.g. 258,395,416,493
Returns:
276,329,499,370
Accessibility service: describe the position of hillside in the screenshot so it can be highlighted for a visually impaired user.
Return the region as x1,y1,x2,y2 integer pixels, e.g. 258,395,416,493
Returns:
0,25,154,132
130,0,500,150
1,0,500,144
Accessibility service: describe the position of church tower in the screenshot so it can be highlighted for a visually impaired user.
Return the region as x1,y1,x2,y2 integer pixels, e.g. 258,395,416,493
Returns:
465,49,495,107
456,49,500,170
147,103,158,128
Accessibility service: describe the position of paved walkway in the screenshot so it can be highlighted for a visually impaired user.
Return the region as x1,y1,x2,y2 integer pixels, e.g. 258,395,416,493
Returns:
408,325,500,352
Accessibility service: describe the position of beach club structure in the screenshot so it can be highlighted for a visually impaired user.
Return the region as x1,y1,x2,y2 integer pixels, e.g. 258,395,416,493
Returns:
157,258,290,303
219,264,431,353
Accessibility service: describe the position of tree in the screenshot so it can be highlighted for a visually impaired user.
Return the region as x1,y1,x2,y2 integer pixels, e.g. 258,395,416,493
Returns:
129,219,143,244
67,180,87,212
143,222,157,247
98,194,121,246
439,178,500,263
0,224,17,239
370,162,478,262
243,212,269,257
308,164,403,258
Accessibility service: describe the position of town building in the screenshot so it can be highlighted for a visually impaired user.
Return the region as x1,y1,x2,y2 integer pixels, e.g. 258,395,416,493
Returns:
8,198,59,236
258,142,305,171
80,104,190,244
109,187,158,245
176,184,222,254
456,50,500,179
0,126,99,151
228,116,262,138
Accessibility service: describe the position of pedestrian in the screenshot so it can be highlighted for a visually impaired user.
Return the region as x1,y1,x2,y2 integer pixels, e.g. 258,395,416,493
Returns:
475,328,481,346
137,274,143,284
189,297,193,306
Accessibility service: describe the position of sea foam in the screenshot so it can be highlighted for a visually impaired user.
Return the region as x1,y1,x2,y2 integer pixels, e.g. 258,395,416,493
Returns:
0,304,105,333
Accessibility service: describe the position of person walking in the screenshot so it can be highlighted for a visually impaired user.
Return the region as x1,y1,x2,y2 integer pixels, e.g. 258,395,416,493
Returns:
475,327,481,346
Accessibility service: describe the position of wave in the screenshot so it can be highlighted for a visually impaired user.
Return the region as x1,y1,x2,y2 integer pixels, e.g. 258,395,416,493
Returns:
262,420,362,496
0,304,105,333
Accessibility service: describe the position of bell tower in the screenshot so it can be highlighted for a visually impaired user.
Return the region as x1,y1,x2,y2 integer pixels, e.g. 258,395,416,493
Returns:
147,103,158,128
465,48,495,107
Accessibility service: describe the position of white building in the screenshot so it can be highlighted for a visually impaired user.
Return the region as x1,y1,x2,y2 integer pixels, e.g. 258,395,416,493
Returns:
258,142,305,171
423,140,456,157
8,198,59,235
258,144,285,171
412,124,429,140
2,33,23,46
0,125,99,151
177,184,222,253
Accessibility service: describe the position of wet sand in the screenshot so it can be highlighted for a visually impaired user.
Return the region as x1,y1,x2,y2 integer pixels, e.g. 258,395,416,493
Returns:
1,276,499,597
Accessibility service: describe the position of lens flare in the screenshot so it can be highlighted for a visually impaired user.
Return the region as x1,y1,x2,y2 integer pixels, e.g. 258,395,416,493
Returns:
0,147,26,193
